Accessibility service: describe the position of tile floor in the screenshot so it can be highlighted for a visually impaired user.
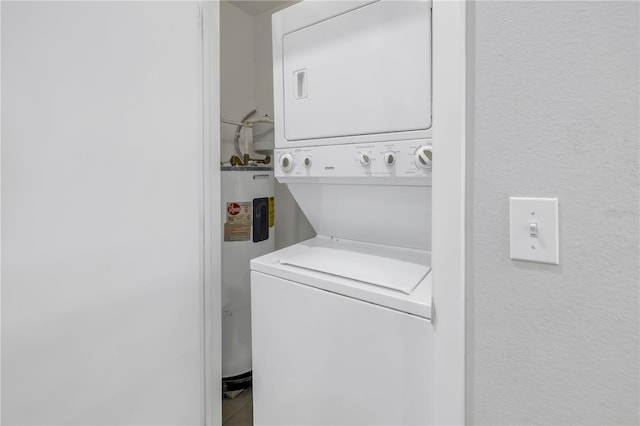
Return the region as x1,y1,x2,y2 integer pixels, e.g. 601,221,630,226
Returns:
222,388,253,426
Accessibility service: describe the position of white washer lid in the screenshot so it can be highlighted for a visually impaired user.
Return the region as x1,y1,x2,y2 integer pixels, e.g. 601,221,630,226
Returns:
251,236,433,319
279,238,430,295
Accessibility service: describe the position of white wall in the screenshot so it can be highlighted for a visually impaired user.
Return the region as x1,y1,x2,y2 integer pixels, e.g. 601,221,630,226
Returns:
1,2,208,424
220,1,256,162
221,1,314,249
467,1,639,424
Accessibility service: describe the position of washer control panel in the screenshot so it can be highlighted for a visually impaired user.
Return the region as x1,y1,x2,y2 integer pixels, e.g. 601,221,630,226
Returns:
275,139,432,178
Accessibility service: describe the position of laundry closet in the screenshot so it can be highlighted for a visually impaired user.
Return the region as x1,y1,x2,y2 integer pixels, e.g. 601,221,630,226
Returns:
221,1,434,425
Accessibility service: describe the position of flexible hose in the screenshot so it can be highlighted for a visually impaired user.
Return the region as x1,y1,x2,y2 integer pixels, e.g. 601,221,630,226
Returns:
233,109,257,157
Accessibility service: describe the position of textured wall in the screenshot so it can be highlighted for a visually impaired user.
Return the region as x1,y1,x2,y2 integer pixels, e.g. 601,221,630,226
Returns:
467,1,639,424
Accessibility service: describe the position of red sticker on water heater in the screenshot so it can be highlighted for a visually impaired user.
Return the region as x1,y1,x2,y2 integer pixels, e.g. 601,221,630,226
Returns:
224,201,252,241
226,201,251,225
227,203,241,216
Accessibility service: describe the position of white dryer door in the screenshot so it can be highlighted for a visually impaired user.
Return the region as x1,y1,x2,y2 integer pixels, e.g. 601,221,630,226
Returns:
281,0,432,141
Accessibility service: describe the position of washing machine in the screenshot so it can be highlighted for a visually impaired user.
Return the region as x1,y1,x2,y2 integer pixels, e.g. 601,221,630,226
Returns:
251,1,434,424
250,139,434,425
251,236,433,425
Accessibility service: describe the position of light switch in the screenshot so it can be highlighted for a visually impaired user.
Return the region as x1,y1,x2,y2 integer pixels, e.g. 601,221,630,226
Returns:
509,197,559,264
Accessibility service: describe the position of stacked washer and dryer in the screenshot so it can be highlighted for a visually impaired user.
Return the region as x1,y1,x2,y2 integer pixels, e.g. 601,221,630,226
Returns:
251,1,434,424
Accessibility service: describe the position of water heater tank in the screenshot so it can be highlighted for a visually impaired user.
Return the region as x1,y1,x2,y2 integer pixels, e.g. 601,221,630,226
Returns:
221,166,274,391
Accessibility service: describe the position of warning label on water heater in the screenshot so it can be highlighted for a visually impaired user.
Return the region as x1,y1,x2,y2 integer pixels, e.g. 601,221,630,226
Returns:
269,197,275,228
224,201,251,241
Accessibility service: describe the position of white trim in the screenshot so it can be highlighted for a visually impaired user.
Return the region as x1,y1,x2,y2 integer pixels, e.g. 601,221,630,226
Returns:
432,1,466,424
0,3,3,420
202,2,221,425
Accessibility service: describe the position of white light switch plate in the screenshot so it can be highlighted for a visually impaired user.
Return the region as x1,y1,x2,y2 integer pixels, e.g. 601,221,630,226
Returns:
509,197,559,264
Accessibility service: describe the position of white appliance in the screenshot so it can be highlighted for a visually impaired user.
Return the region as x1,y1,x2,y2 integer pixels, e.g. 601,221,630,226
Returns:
251,0,433,424
251,240,433,425
221,166,274,391
273,0,431,148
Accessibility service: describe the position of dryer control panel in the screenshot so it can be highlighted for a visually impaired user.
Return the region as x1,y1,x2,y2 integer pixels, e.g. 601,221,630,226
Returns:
275,139,432,179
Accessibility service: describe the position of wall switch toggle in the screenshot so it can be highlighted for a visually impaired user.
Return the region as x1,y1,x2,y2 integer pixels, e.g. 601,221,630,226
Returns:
510,197,559,264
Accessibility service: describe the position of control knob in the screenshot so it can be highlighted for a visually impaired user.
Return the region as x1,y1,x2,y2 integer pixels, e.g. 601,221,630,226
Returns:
359,154,371,167
414,145,433,171
280,153,294,172
383,151,396,166
303,156,312,168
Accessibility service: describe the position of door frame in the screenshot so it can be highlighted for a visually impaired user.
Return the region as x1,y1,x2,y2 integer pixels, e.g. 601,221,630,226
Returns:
432,1,467,424
202,2,221,425
200,0,468,423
